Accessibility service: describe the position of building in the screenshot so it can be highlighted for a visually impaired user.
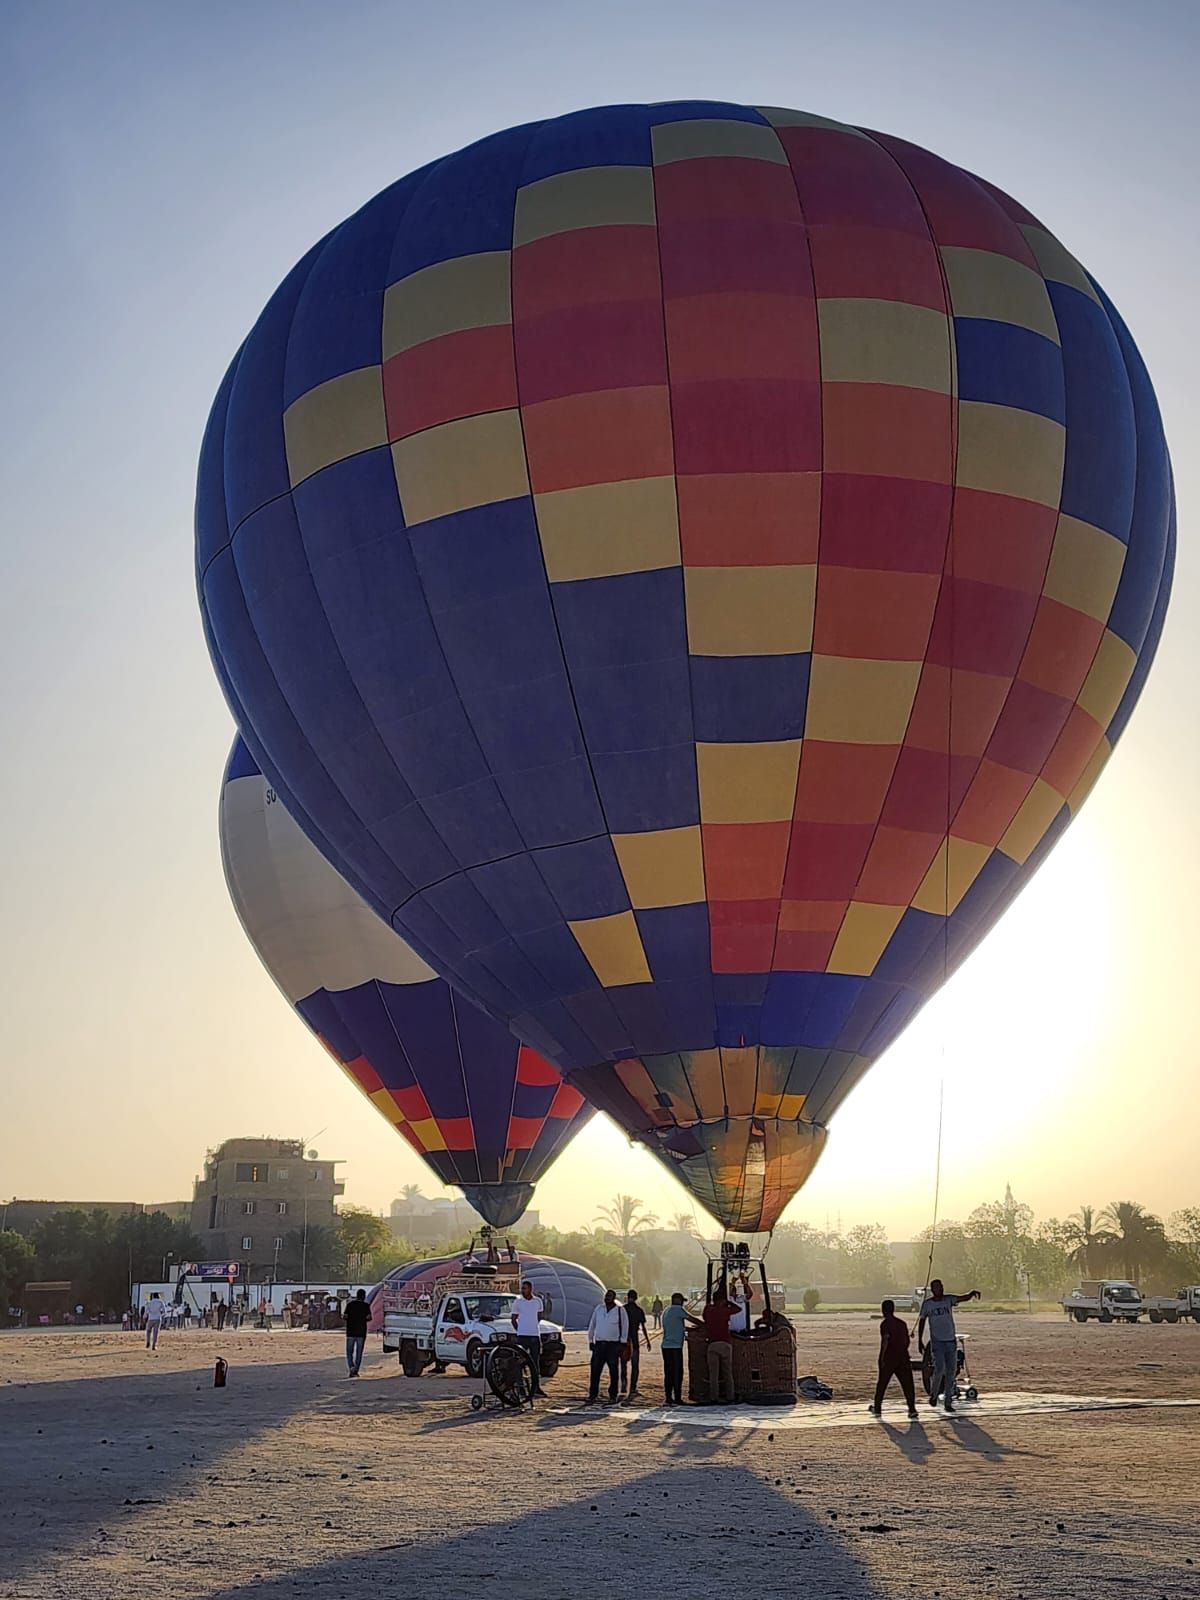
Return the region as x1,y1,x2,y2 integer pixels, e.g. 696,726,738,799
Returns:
387,1194,539,1246
189,1138,344,1277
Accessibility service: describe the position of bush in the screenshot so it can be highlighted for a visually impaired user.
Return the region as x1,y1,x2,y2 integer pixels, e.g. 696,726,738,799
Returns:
802,1288,821,1314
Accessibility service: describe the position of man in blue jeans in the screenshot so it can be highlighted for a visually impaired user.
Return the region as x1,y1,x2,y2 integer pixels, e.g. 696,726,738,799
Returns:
343,1288,370,1377
918,1278,980,1412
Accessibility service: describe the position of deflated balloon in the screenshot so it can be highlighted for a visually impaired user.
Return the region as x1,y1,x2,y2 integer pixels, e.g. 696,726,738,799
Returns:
199,102,1174,1231
219,737,590,1228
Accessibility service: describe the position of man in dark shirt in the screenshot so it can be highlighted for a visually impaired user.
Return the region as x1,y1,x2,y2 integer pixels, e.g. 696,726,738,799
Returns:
620,1289,652,1399
344,1289,370,1377
870,1298,918,1418
701,1287,738,1404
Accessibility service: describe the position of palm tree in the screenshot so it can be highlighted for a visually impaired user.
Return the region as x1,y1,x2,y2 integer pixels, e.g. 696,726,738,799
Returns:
1064,1205,1110,1276
668,1212,698,1236
594,1194,658,1250
1100,1201,1165,1283
399,1184,423,1202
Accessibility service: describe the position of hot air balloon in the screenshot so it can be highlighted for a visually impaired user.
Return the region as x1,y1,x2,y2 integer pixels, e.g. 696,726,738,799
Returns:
198,102,1174,1232
219,736,591,1227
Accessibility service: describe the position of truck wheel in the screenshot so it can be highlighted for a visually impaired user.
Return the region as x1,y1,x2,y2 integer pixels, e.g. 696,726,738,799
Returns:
465,1339,486,1380
539,1360,560,1380
400,1344,426,1378
1099,1310,1112,1323
1150,1311,1163,1323
1166,1312,1179,1324
1073,1309,1087,1323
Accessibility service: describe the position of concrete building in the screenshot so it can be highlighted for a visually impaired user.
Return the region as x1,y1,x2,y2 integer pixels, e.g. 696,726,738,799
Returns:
387,1194,539,1245
190,1138,344,1277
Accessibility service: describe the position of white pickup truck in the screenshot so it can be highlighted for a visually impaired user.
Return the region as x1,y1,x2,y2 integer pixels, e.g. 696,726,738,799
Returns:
1144,1287,1200,1324
382,1269,567,1380
1060,1279,1144,1323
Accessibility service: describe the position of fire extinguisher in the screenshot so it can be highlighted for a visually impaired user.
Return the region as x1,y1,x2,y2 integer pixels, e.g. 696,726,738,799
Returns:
214,1357,228,1388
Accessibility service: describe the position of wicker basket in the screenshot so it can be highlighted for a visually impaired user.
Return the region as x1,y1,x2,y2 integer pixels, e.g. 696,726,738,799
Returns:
686,1316,797,1404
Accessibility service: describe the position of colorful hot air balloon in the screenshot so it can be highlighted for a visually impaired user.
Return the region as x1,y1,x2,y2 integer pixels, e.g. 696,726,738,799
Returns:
198,103,1174,1232
219,736,590,1228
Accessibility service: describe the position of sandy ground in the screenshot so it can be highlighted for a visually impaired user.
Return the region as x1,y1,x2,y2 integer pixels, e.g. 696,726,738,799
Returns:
2,1312,1199,1598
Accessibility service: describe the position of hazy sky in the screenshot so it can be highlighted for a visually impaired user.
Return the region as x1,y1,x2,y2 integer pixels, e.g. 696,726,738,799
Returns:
1,0,1196,1239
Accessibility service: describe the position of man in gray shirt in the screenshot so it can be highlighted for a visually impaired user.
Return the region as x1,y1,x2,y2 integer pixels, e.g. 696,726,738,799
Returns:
918,1278,980,1412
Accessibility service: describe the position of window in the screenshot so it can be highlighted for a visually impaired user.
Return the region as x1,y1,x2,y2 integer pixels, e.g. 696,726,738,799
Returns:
240,1236,252,1251
276,1167,289,1180
272,1237,284,1250
242,1200,255,1216
235,1163,267,1183
310,1167,322,1181
276,1201,288,1216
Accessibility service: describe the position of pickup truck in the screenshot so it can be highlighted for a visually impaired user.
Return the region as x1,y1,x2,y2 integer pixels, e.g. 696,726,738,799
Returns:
1060,1279,1144,1323
1144,1287,1200,1324
382,1271,566,1380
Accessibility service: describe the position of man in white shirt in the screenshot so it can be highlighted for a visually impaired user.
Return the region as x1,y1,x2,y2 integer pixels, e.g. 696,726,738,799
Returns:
918,1278,980,1411
510,1280,547,1398
144,1293,164,1351
586,1290,629,1405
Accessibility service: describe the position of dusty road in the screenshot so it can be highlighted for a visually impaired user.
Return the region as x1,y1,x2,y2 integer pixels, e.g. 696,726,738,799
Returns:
2,1313,1198,1598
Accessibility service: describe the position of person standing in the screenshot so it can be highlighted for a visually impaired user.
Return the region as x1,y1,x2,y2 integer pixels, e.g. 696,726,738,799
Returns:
660,1293,688,1404
144,1293,164,1351
701,1287,737,1404
586,1290,629,1405
215,1298,228,1331
918,1278,980,1412
651,1295,664,1330
870,1299,919,1418
510,1280,548,1398
343,1288,370,1377
620,1290,651,1399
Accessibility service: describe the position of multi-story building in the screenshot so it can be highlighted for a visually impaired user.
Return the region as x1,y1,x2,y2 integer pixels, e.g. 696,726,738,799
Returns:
189,1138,344,1277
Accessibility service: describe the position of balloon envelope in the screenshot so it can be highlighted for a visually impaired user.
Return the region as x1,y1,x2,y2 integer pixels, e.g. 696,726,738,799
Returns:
367,1251,607,1333
199,103,1174,1231
219,736,591,1227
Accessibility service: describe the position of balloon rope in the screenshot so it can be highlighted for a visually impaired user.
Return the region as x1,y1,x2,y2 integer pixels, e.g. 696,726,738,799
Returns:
925,1078,944,1287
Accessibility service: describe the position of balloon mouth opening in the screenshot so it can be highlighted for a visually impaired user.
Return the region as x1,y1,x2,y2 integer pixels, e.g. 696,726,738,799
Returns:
460,1182,536,1230
645,1116,829,1235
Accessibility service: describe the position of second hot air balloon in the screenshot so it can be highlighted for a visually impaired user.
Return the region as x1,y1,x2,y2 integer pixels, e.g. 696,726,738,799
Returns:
219,736,590,1228
199,102,1174,1231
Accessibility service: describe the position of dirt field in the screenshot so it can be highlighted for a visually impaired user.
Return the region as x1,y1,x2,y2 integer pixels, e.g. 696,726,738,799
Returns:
2,1312,1198,1598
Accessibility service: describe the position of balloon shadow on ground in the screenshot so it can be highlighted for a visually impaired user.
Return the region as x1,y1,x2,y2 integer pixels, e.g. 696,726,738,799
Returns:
0,1347,338,1580
193,1463,888,1599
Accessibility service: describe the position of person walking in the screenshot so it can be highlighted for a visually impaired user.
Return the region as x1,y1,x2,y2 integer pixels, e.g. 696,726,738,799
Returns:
870,1298,919,1418
586,1290,629,1406
660,1292,688,1404
144,1293,164,1351
215,1299,228,1331
343,1288,370,1377
651,1295,664,1330
918,1278,980,1412
701,1287,737,1404
620,1290,652,1399
510,1280,548,1398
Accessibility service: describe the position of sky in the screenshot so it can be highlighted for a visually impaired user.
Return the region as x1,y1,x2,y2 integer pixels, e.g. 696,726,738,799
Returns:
1,0,1197,1240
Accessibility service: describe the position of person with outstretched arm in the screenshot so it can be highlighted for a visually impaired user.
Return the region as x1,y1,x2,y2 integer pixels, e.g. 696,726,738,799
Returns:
918,1278,980,1412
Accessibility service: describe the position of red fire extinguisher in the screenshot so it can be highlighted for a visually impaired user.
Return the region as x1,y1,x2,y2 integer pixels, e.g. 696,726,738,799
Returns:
214,1357,228,1388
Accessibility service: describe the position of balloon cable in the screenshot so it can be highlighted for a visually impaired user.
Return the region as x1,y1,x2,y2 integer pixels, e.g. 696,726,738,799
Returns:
925,1078,944,1288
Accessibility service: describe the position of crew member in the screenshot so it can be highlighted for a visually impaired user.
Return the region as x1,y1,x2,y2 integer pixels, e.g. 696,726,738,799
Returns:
918,1278,980,1412
510,1280,548,1398
586,1290,629,1406
870,1298,919,1418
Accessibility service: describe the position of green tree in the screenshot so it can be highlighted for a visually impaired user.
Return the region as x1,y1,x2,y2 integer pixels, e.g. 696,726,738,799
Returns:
1100,1201,1165,1284
908,1222,973,1291
801,1288,820,1313
283,1223,346,1279
0,1230,35,1314
964,1187,1033,1298
335,1208,392,1275
838,1224,894,1294
1023,1222,1072,1297
594,1194,658,1250
667,1212,698,1236
1063,1205,1112,1277
511,1223,629,1291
